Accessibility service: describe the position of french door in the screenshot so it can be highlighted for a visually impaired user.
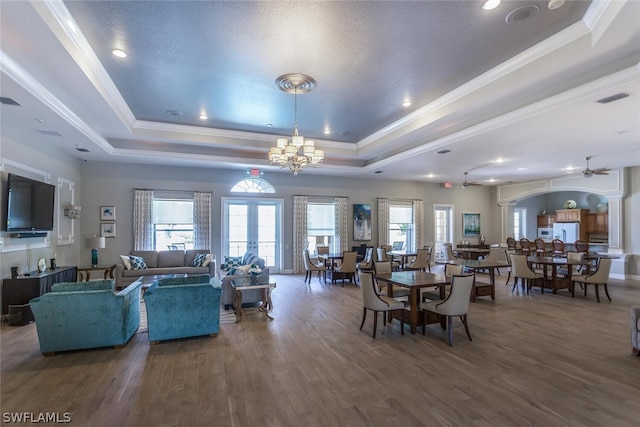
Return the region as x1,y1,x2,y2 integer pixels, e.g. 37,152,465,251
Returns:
222,198,282,272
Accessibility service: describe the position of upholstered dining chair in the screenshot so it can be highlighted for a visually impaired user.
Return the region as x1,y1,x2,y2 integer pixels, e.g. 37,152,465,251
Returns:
359,271,405,339
534,238,547,256
510,254,544,294
444,243,461,262
519,238,532,256
558,251,584,278
551,239,565,257
303,249,325,285
421,274,474,346
334,251,358,286
373,261,410,298
357,247,374,272
572,257,613,302
506,237,518,253
421,263,463,303
404,248,430,272
376,247,400,271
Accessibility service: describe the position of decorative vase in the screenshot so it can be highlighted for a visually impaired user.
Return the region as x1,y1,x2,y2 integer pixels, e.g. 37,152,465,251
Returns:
37,258,47,273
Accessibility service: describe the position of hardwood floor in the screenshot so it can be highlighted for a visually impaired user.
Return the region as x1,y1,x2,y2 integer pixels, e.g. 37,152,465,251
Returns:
2,266,639,426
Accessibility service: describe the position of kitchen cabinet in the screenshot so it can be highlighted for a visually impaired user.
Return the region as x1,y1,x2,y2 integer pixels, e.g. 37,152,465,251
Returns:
537,214,555,227
587,213,608,233
555,209,589,223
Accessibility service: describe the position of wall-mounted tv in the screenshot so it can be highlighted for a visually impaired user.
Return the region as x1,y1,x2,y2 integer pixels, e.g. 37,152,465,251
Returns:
4,173,55,232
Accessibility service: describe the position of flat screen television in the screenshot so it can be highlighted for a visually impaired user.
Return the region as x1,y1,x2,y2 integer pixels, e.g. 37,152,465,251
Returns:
4,173,55,232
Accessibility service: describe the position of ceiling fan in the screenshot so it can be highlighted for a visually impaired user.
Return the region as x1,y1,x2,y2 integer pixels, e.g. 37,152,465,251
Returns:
461,172,482,189
581,156,610,178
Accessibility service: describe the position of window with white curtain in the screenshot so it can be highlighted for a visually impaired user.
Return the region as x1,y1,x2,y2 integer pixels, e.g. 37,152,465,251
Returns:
307,202,335,254
389,204,413,250
153,198,194,250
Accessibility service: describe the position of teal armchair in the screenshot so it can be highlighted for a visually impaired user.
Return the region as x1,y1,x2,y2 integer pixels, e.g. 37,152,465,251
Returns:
143,276,222,343
29,280,142,355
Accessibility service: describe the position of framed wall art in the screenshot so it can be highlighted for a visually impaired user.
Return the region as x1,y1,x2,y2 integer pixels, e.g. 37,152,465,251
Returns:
100,206,116,221
462,212,480,236
353,204,372,241
100,222,117,238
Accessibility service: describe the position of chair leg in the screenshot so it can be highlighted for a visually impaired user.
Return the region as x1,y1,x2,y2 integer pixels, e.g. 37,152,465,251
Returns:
460,314,472,342
506,271,511,286
304,271,310,284
422,310,426,335
511,277,518,293
447,316,453,346
360,307,367,331
604,283,612,302
595,284,601,303
400,309,404,336
372,311,378,339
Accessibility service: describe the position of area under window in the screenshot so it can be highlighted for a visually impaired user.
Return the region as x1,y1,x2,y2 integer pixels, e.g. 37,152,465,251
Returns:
389,204,413,251
230,177,275,193
153,198,194,250
307,202,335,254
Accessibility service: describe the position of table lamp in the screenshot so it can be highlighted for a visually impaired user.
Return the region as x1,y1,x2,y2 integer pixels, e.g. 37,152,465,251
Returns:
85,236,105,267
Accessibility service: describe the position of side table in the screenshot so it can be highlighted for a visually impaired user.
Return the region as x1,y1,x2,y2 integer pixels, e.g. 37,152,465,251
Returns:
77,264,117,282
231,278,276,321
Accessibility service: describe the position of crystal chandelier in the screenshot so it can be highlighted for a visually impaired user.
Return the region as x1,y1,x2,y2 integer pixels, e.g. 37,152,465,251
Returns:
268,74,324,175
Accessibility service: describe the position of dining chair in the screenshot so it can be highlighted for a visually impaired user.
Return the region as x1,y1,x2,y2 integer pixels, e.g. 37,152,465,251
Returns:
392,241,404,251
404,248,430,272
571,257,613,302
423,245,433,272
510,254,544,294
519,238,532,256
303,249,325,285
373,261,409,298
558,251,584,278
358,271,405,339
421,263,463,303
506,237,518,253
534,238,547,256
421,274,474,346
357,247,374,272
551,239,565,257
574,240,590,254
444,243,461,262
333,251,358,286
376,247,400,271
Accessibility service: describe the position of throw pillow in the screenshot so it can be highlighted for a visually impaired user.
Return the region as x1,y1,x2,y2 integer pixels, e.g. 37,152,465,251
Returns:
191,253,207,267
229,264,251,276
120,255,132,270
202,253,212,267
221,256,242,271
129,255,148,270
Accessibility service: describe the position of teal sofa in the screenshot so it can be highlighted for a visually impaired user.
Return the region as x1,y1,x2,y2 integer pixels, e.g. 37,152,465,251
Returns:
29,279,142,355
143,275,222,343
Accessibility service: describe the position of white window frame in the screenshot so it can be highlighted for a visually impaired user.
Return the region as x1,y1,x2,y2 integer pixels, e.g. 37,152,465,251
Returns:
433,204,454,260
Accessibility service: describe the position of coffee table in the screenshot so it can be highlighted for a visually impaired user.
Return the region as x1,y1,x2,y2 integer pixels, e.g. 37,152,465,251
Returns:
133,273,194,293
231,278,276,321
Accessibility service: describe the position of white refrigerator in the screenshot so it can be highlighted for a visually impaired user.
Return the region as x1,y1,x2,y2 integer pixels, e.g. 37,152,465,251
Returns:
553,222,579,243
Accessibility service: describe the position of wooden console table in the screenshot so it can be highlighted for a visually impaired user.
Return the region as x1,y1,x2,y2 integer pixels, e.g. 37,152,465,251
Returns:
2,266,77,315
231,278,276,321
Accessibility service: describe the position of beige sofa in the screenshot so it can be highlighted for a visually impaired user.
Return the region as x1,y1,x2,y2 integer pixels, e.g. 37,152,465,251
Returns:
115,250,215,289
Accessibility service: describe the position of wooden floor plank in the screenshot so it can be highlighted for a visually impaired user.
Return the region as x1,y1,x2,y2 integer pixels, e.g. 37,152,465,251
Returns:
1,265,639,426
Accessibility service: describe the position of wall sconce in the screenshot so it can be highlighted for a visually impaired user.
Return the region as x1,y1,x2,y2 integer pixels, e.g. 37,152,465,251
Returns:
64,205,82,219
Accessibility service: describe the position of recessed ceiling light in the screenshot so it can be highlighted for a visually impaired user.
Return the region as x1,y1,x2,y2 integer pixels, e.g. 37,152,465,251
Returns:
426,173,435,178
482,0,501,11
517,167,529,171
495,158,504,163
166,110,183,116
199,114,208,120
547,0,566,10
402,100,412,107
112,49,128,58
565,166,576,171
323,129,331,135
488,178,496,183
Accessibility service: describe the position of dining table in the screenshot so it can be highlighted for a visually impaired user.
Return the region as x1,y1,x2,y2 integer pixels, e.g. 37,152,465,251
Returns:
386,250,417,269
439,259,510,301
374,271,450,334
454,247,490,260
317,253,343,284
526,256,592,294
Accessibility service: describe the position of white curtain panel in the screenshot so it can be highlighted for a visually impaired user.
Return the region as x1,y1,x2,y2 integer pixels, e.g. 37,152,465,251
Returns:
293,195,308,274
133,189,154,250
412,199,424,252
193,191,212,251
377,198,390,247
334,197,349,253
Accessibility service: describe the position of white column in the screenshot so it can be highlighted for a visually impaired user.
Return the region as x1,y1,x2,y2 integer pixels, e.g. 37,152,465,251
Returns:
499,203,517,243
607,196,622,253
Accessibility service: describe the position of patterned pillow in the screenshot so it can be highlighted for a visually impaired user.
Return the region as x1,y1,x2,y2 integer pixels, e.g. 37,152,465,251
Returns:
221,256,242,271
202,254,212,267
191,253,207,267
129,255,148,270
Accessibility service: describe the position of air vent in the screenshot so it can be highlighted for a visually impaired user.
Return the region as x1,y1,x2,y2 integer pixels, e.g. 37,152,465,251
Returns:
596,93,629,104
437,149,451,154
166,110,183,116
374,170,383,174
37,130,63,137
1,97,21,106
75,148,90,153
